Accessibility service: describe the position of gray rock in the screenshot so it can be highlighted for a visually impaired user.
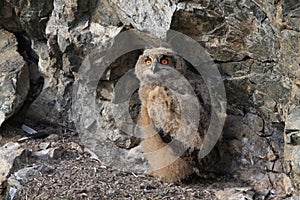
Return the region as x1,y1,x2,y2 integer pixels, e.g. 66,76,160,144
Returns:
215,187,254,200
0,29,29,127
24,3,123,122
5,166,41,199
39,142,51,150
0,143,26,186
31,146,64,160
0,0,53,39
12,165,41,184
286,107,300,131
4,178,22,200
94,0,176,38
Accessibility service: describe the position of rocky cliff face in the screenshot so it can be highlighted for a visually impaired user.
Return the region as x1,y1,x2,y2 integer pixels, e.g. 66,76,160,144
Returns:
0,0,299,197
0,29,29,127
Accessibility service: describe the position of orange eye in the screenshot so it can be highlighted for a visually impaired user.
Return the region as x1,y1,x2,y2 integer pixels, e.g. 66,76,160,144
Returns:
145,59,152,65
161,59,168,65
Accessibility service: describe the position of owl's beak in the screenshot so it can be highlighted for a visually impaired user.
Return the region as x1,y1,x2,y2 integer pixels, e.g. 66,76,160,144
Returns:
151,62,158,73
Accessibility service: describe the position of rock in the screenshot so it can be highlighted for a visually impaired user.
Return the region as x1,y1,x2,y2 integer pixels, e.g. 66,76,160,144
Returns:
68,141,82,151
0,0,53,39
254,172,295,197
286,107,300,131
39,142,51,150
12,165,41,184
217,114,281,182
253,174,272,196
4,178,22,200
4,166,41,199
214,187,254,200
83,147,101,162
0,142,26,187
31,146,64,159
46,0,95,52
285,106,300,189
94,0,176,38
0,29,29,127
24,4,122,122
243,113,264,133
48,146,64,159
270,173,294,196
0,0,299,196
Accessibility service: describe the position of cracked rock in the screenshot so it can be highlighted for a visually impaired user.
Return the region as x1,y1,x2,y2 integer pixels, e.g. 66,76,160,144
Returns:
0,142,26,190
0,29,29,127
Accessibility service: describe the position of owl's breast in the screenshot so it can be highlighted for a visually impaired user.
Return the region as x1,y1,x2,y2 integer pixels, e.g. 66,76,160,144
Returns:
146,86,181,137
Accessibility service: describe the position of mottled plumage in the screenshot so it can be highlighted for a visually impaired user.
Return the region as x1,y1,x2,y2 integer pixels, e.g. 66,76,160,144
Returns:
135,47,211,182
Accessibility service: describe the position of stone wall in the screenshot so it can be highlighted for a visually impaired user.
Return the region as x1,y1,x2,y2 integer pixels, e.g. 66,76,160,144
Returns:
0,0,299,197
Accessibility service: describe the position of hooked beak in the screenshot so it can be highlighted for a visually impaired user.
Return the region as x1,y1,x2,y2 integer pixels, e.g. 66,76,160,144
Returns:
151,62,158,73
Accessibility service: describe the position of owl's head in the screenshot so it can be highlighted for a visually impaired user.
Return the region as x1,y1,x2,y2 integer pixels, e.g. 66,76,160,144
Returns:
135,47,186,84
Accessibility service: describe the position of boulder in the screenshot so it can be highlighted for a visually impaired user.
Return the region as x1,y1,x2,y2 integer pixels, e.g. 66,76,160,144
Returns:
0,29,29,127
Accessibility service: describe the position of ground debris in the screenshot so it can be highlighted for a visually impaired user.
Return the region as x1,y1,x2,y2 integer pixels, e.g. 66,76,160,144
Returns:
0,123,298,199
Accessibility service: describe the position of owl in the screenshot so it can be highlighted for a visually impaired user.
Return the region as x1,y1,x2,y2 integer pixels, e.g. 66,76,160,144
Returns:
135,47,212,182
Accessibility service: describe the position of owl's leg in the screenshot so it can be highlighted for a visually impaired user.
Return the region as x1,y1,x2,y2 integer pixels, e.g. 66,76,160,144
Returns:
139,108,193,182
142,129,193,182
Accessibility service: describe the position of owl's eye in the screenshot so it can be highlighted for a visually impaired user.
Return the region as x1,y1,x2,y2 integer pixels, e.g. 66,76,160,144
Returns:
160,58,169,65
145,58,152,65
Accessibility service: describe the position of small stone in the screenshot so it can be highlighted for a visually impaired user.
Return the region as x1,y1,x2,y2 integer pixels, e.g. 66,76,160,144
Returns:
32,146,64,160
49,146,64,159
69,142,83,153
39,142,51,150
46,134,60,141
84,147,101,162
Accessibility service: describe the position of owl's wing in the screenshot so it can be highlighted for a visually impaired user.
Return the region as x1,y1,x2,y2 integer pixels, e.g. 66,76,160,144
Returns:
146,85,203,151
146,86,181,137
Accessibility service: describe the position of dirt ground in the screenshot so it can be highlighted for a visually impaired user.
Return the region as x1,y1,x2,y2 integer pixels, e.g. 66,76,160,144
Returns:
0,121,259,199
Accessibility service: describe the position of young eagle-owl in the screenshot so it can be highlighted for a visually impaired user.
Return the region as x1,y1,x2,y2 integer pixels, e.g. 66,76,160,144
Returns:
135,47,211,182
